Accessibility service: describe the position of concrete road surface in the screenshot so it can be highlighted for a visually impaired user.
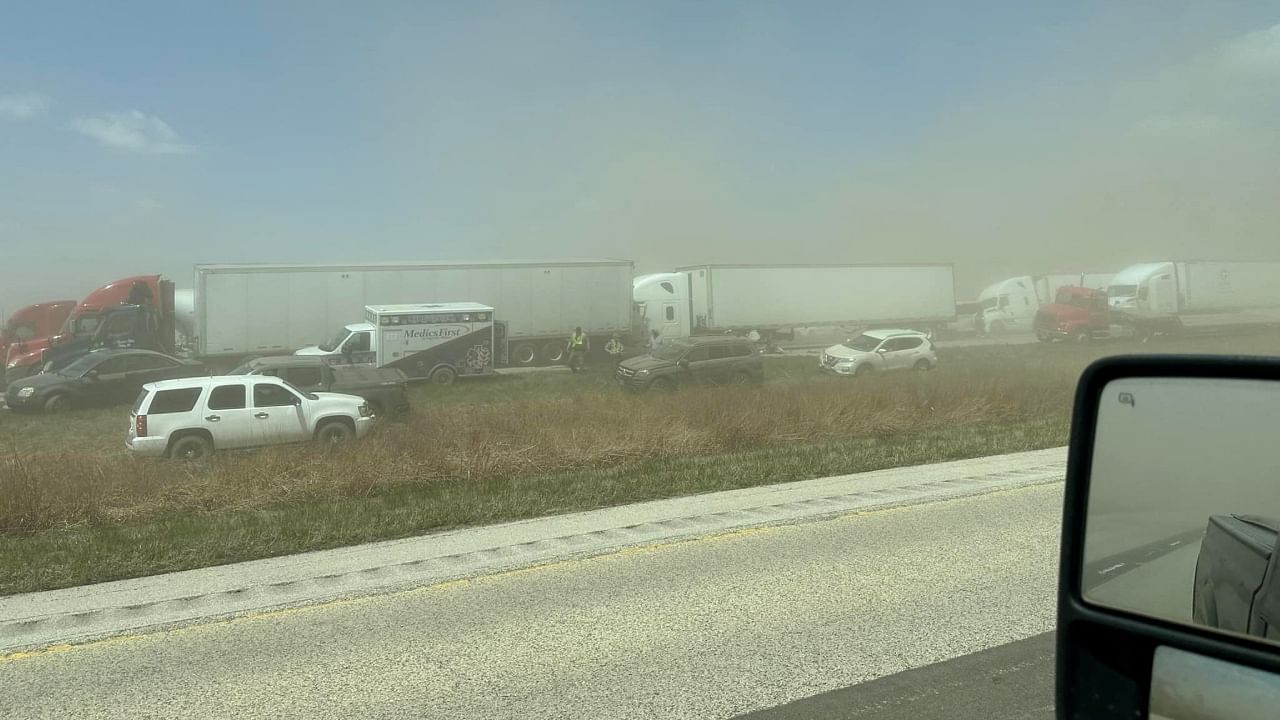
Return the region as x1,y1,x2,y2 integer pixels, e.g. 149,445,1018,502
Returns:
0,482,1061,719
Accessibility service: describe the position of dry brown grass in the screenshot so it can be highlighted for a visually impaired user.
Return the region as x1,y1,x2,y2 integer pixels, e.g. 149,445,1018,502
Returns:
0,361,1077,536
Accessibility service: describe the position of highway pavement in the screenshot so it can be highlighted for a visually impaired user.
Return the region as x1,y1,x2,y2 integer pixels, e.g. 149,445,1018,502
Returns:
0,481,1063,719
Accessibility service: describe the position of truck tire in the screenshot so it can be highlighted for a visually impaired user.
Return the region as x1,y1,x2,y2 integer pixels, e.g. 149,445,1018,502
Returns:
169,433,213,460
43,393,71,413
542,341,565,364
512,343,538,366
315,419,354,444
431,366,457,385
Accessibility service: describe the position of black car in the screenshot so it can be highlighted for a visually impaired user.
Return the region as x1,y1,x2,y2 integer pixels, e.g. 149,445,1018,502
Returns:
616,336,764,391
226,355,412,418
4,349,208,413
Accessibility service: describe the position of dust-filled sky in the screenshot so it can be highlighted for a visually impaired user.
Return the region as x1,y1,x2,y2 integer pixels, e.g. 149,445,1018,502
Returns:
1,1,1278,317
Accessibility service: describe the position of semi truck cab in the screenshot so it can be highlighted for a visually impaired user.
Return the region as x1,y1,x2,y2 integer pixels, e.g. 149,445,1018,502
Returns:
6,276,173,380
1034,287,1111,342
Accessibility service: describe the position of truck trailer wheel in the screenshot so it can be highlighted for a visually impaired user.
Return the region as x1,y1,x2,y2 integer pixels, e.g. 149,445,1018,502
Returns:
512,343,538,366
542,341,565,364
431,366,457,385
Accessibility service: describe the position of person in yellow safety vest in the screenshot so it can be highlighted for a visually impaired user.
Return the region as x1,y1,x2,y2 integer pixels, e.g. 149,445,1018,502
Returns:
567,326,590,372
605,333,625,365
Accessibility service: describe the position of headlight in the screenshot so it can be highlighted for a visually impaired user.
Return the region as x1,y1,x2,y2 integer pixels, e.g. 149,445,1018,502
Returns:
17,387,36,398
635,369,650,376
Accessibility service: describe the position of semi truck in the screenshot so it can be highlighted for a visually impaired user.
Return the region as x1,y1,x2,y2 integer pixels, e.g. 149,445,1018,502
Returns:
0,300,76,383
634,264,956,344
975,273,1113,334
1035,261,1280,342
297,303,496,384
4,276,173,382
194,260,634,367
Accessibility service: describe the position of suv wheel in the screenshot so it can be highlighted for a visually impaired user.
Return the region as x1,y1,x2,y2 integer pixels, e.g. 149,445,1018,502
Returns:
913,359,932,371
316,420,354,444
854,364,875,378
730,369,753,385
169,433,213,460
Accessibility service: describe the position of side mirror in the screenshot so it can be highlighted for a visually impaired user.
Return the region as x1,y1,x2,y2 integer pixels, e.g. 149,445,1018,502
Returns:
677,359,690,368
876,347,888,354
84,369,99,380
1058,356,1280,718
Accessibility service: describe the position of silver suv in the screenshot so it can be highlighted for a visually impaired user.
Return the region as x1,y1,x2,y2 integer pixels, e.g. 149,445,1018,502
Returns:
819,329,937,377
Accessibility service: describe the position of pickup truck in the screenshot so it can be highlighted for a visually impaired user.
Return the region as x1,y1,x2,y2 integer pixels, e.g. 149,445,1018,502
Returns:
227,356,411,418
1192,514,1280,642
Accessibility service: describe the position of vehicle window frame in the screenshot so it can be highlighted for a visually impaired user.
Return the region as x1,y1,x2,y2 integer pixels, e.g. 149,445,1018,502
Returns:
146,387,203,415
127,354,179,372
682,345,710,363
897,337,924,351
284,366,324,388
93,356,129,375
207,383,247,411
253,381,302,408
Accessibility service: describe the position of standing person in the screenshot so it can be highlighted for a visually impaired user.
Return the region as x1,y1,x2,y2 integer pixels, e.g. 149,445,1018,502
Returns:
605,333,625,365
566,326,590,372
648,329,663,352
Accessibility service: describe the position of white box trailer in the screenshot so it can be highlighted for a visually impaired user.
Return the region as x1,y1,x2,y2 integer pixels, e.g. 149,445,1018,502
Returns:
1105,261,1280,335
634,264,956,342
194,260,634,366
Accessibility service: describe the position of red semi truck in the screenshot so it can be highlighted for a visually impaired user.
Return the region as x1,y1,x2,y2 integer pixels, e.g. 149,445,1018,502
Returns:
0,300,77,382
1035,261,1280,343
4,275,172,382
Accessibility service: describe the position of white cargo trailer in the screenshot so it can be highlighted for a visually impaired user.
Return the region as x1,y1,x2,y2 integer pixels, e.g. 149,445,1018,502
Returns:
194,260,634,366
1107,261,1280,333
634,264,956,342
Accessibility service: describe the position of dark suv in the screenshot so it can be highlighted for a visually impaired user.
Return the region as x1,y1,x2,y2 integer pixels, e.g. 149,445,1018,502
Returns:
616,336,764,391
227,356,411,418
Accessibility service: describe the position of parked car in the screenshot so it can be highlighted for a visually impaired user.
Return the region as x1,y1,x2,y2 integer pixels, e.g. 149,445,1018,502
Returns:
818,329,937,377
615,336,764,391
227,356,411,418
4,348,208,413
127,375,374,459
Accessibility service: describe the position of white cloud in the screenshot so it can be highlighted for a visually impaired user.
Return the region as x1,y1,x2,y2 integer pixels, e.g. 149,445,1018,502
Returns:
1219,23,1280,75
0,93,52,120
69,110,193,154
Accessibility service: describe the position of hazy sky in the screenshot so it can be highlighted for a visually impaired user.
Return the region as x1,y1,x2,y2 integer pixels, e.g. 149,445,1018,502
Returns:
2,1,1278,315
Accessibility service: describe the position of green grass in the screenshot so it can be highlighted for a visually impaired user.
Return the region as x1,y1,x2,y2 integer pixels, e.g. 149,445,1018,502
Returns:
0,415,1065,595
3,332,1280,595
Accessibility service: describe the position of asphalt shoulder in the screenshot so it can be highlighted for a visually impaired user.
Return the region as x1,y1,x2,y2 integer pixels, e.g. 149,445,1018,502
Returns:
733,632,1055,720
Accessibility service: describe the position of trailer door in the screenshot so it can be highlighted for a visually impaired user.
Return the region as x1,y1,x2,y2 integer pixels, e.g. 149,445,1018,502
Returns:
1149,274,1177,314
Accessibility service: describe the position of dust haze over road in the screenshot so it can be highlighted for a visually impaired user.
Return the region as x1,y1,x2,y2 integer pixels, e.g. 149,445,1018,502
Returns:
3,3,1280,314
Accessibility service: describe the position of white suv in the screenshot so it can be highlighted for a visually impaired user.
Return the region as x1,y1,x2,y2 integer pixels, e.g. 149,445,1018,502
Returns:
819,329,937,377
127,375,374,459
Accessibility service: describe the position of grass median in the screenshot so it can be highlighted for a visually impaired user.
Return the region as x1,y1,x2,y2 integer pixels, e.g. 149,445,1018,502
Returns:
3,334,1276,595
